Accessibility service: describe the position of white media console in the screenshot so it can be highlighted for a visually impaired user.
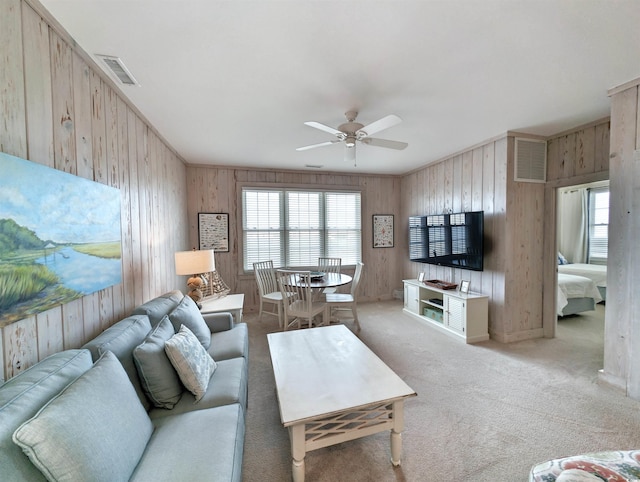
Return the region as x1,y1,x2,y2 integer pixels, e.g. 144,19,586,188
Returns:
402,279,489,344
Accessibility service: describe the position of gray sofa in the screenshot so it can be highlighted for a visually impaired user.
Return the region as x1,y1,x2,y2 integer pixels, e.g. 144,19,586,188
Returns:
0,290,248,481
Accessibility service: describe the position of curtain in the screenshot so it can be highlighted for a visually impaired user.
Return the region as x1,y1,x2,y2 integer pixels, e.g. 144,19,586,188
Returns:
557,188,588,263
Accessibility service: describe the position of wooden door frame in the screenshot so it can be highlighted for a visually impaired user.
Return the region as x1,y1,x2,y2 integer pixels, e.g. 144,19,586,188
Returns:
542,171,609,338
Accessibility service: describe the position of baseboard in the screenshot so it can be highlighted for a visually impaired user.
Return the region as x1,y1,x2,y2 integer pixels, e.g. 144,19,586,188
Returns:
598,369,626,392
490,328,544,343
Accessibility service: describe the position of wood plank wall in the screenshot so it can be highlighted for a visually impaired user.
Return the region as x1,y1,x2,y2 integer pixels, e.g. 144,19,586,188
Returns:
401,136,519,341
504,137,545,342
604,79,639,396
185,166,403,314
401,122,610,344
0,0,189,381
541,118,610,339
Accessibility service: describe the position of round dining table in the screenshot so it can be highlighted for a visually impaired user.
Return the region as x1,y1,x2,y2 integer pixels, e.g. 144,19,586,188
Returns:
307,272,352,289
282,271,352,301
281,271,352,289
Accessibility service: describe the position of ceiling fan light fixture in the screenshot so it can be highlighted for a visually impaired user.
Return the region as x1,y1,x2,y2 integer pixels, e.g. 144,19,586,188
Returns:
297,111,407,166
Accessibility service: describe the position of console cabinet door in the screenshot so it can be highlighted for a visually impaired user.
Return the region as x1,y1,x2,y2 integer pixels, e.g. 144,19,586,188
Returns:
445,296,465,334
404,283,420,314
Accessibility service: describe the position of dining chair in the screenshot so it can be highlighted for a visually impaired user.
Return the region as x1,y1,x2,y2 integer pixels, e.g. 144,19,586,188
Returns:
324,262,363,332
253,260,284,328
317,257,342,294
277,270,328,331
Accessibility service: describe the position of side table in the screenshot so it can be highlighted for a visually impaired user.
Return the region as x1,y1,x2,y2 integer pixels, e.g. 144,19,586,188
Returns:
200,293,244,323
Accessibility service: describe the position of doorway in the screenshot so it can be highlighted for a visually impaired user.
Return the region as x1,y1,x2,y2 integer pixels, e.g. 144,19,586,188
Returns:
545,175,609,337
542,172,609,338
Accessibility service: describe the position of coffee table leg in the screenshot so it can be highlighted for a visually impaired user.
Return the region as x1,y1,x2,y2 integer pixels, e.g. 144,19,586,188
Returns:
290,424,306,482
390,400,405,466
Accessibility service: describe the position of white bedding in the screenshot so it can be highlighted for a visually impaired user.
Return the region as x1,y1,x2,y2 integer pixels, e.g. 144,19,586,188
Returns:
557,273,603,316
558,263,607,288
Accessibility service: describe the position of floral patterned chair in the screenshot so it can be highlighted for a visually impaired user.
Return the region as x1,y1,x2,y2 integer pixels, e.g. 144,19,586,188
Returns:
529,450,640,481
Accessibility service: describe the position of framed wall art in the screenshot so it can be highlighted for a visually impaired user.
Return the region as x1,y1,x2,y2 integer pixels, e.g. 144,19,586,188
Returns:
0,152,122,326
198,213,229,252
373,214,394,248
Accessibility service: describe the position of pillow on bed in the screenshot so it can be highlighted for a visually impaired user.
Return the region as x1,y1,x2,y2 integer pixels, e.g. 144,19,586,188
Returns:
558,252,569,265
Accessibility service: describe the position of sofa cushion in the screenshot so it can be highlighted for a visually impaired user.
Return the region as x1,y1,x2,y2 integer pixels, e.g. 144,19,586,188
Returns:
149,357,248,419
13,351,153,482
132,290,184,327
131,403,245,482
209,322,249,361
0,350,92,482
82,314,152,410
133,316,183,409
165,325,216,402
168,295,211,348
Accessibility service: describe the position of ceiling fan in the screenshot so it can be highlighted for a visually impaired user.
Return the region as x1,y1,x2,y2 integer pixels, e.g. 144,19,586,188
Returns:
296,110,408,165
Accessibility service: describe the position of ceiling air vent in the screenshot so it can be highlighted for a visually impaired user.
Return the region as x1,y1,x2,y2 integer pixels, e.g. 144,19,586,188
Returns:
514,138,546,183
95,54,139,86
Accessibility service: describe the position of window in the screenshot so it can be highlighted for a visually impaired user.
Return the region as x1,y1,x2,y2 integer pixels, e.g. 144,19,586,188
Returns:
242,188,361,271
588,187,609,265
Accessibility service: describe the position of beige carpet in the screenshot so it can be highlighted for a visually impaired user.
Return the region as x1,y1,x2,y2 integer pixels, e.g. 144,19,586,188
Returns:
241,301,640,482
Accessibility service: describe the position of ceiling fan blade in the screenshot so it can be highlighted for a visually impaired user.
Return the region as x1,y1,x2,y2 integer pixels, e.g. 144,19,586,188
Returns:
304,121,344,138
344,144,356,164
356,114,402,138
361,137,408,150
296,140,341,151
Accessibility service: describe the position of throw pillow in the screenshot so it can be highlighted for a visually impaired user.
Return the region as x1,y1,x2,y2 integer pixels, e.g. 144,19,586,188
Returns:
133,316,183,409
13,351,153,482
558,252,569,265
165,325,216,402
82,314,153,411
0,349,93,482
168,295,211,348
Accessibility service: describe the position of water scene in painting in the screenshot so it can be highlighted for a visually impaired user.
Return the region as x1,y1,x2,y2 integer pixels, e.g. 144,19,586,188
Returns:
36,246,121,295
0,152,122,326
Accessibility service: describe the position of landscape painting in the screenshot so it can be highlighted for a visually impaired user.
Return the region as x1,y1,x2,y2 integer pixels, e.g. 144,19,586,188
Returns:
0,152,122,326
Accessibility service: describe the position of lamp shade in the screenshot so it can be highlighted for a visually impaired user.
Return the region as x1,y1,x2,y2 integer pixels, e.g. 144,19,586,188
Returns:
175,250,215,276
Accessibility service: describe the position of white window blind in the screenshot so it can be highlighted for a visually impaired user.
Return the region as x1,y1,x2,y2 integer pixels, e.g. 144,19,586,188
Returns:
242,188,361,271
588,187,609,265
243,190,284,268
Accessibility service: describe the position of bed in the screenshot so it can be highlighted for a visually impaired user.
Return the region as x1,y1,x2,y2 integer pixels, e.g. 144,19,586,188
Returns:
558,263,607,301
557,273,603,317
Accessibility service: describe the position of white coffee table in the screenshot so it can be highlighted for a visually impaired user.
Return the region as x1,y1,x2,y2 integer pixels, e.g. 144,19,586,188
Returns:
267,325,416,482
200,293,244,323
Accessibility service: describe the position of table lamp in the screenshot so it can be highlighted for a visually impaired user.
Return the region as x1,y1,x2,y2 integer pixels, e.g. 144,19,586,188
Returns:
175,249,229,306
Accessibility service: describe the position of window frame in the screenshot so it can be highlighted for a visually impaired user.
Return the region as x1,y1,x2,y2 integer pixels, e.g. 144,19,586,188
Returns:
240,186,362,273
587,186,609,265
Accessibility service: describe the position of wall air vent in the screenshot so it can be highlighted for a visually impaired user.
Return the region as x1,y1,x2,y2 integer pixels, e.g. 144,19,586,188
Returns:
514,138,546,183
95,54,139,86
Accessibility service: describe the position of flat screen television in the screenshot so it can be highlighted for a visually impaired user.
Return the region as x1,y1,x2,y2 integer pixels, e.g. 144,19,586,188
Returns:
409,211,484,271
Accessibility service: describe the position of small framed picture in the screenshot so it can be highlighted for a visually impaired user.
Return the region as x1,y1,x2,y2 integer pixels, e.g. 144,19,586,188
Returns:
198,212,229,252
460,280,470,294
418,272,425,282
372,214,394,248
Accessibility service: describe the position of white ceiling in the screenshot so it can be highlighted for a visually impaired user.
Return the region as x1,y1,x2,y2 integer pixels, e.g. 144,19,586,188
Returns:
38,0,640,175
